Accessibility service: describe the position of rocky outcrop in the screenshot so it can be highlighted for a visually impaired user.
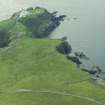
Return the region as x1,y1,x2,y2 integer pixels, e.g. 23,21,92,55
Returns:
17,7,66,38
0,30,10,48
56,41,72,55
82,68,97,75
66,55,82,67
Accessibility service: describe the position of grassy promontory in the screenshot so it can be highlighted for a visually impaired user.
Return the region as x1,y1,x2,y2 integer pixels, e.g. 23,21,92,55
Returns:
0,7,105,105
0,7,65,48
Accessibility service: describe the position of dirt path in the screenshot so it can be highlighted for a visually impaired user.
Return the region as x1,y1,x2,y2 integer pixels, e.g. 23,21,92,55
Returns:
15,89,105,105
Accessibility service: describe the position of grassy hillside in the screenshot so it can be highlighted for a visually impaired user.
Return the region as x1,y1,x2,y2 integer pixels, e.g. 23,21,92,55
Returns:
0,7,105,105
0,38,105,105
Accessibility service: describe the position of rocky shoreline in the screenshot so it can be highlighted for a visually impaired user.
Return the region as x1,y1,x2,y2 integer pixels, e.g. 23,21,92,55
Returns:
56,37,105,83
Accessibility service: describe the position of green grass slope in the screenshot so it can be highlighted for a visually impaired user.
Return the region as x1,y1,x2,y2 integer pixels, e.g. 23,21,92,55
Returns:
0,37,105,105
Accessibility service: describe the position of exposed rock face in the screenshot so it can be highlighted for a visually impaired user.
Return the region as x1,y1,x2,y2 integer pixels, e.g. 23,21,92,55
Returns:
0,30,10,48
66,55,82,66
74,52,89,60
82,69,97,75
56,41,72,55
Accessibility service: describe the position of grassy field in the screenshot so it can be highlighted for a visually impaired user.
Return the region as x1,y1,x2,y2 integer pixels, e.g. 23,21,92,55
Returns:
0,38,105,105
0,7,105,105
